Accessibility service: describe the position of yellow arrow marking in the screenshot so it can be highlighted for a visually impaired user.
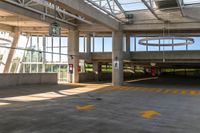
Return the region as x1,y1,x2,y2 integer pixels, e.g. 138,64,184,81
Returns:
140,110,161,118
75,104,95,111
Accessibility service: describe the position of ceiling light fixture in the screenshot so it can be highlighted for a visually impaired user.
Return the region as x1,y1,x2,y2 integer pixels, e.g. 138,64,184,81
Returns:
139,37,194,46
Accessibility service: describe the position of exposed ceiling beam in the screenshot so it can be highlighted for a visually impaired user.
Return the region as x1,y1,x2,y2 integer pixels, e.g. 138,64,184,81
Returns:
0,16,29,22
31,0,93,25
0,23,14,32
176,0,184,17
48,0,120,30
86,0,123,22
141,0,166,22
123,22,200,31
0,0,76,29
113,0,125,14
183,6,200,21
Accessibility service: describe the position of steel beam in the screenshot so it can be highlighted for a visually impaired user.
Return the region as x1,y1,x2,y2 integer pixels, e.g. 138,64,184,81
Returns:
49,0,120,30
0,0,75,29
141,0,166,22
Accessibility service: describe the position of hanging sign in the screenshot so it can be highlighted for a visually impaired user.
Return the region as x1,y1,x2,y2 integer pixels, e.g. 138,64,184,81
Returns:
113,61,119,69
49,22,61,36
69,64,73,74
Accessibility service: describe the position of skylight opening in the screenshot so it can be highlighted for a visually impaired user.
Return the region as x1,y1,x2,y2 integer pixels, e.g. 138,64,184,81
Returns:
183,0,200,5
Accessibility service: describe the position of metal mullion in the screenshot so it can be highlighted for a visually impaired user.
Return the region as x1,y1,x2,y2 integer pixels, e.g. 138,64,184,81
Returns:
59,36,61,62
102,36,105,52
30,35,32,73
42,35,46,73
51,36,53,63
93,36,95,52
36,35,39,73
83,36,86,53
134,35,136,52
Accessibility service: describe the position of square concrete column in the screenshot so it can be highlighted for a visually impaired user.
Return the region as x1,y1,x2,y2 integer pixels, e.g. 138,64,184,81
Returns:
93,62,101,81
112,31,124,86
126,32,130,53
86,34,91,54
86,34,92,62
68,29,79,83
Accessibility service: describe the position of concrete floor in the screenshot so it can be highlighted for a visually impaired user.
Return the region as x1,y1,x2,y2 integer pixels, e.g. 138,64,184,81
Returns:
0,77,200,133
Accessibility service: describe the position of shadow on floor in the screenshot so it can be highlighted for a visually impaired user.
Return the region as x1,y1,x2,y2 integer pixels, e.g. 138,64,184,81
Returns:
0,84,85,98
126,76,200,90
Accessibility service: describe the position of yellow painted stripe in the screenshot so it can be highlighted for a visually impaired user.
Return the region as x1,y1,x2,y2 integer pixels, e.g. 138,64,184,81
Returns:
107,85,200,96
152,88,160,92
112,86,120,90
190,90,197,95
124,87,132,90
162,89,172,94
171,89,180,94
145,88,156,92
133,87,141,91
198,90,200,95
121,86,127,89
126,87,133,90
181,90,188,95
130,87,139,91
127,87,133,90
155,88,163,93
139,88,147,92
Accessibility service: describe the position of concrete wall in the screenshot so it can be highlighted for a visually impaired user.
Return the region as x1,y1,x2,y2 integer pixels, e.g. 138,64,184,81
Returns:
0,73,57,87
79,72,151,82
79,72,95,82
79,51,200,63
162,71,200,78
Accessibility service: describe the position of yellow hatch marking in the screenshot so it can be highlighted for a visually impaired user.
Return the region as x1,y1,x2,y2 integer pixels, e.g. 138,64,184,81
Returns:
172,89,179,94
75,105,95,111
140,110,161,119
155,88,163,93
181,90,188,95
190,90,197,95
107,85,200,96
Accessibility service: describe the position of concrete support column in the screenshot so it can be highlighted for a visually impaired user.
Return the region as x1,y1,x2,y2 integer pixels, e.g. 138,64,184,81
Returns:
0,29,20,73
112,31,123,86
86,34,91,53
42,35,46,73
126,32,130,53
93,62,101,81
68,29,79,83
86,34,92,61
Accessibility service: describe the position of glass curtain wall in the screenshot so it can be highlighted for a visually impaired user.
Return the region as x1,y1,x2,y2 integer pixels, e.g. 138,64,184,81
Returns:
130,35,200,52
90,36,112,52
0,32,12,67
10,35,68,81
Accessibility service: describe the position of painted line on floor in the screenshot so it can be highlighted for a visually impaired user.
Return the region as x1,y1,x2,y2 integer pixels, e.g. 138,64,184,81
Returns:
107,86,199,96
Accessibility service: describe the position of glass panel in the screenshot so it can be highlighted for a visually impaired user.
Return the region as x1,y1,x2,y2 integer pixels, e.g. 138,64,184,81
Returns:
160,39,173,51
79,37,85,52
91,37,94,52
148,40,159,51
174,39,187,51
184,0,200,4
53,48,60,62
130,36,135,51
94,37,103,52
104,37,112,52
188,37,200,50
136,37,146,51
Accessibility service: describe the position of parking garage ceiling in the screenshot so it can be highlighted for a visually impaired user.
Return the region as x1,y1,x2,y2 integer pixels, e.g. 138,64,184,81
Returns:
0,0,200,34
84,0,200,23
